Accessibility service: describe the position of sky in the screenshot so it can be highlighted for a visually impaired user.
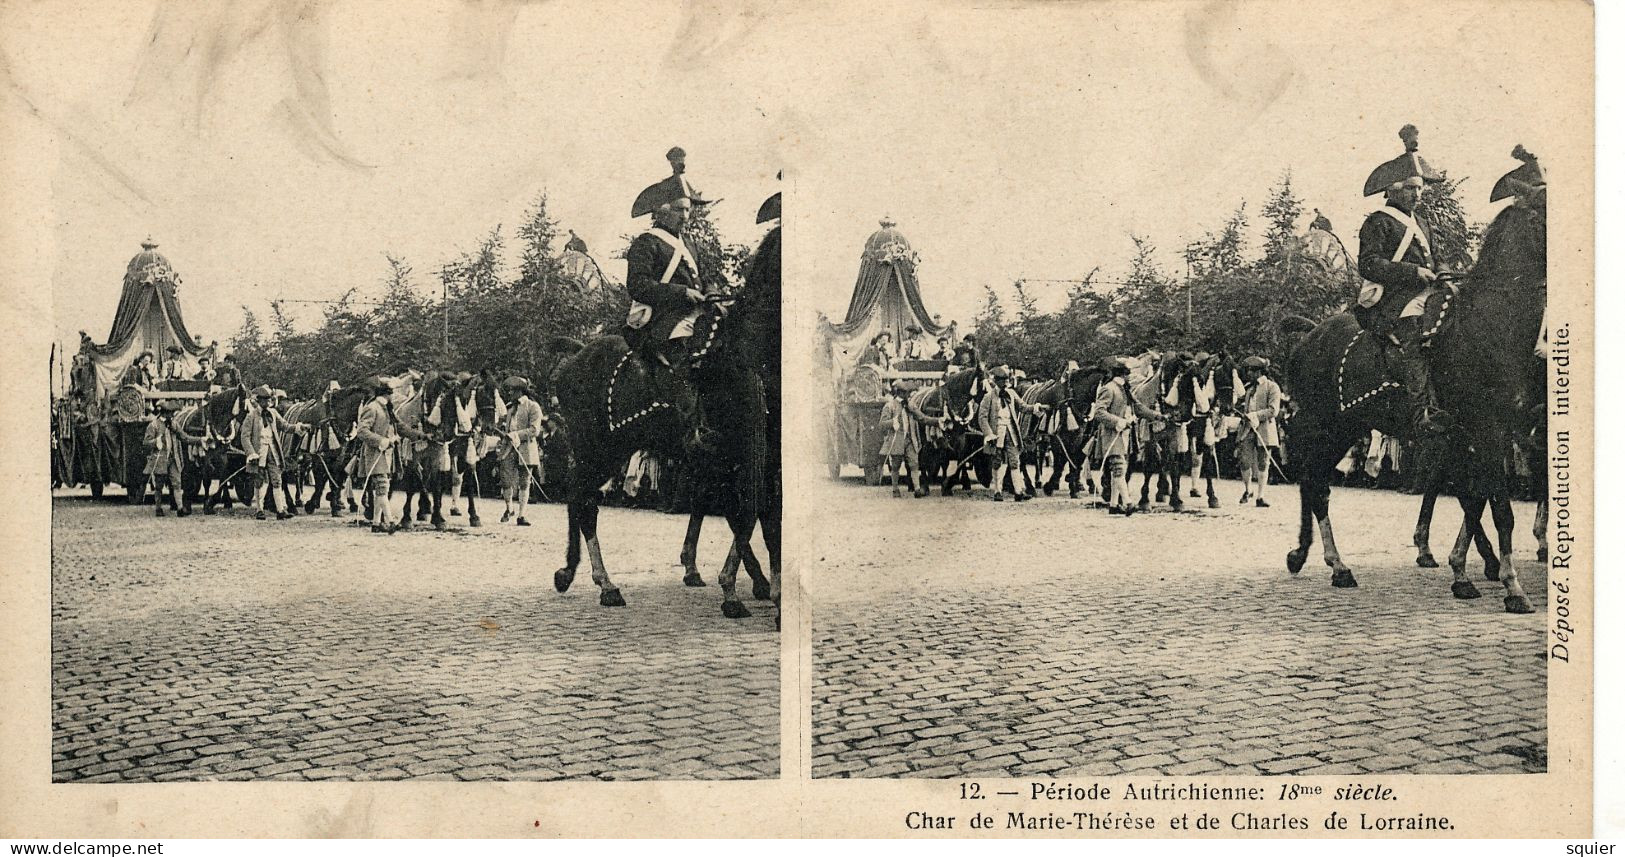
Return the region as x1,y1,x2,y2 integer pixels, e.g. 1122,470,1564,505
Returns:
4,0,785,350
784,1,1588,330
2,0,1588,357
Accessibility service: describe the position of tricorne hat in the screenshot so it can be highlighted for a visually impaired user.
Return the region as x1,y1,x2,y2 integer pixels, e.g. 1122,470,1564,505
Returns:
1490,145,1545,203
756,191,781,225
1240,356,1269,370
1363,124,1445,197
989,365,1011,379
252,384,274,399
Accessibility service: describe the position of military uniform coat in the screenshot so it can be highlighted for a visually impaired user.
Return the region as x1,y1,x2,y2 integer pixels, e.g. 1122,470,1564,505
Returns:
1356,205,1437,333
626,227,702,344
142,417,183,480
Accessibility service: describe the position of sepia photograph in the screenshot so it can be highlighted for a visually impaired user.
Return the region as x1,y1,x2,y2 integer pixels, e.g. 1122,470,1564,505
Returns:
798,2,1577,785
25,0,781,785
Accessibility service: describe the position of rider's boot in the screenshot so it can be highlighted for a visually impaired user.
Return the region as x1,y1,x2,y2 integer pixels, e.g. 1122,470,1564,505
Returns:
652,343,718,456
1394,316,1451,435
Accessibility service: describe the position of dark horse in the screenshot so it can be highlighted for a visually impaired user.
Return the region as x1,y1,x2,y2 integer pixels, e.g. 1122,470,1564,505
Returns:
1283,190,1545,613
679,457,774,601
285,384,373,517
1024,365,1107,498
914,367,989,495
1133,356,1189,510
173,384,250,514
548,225,781,619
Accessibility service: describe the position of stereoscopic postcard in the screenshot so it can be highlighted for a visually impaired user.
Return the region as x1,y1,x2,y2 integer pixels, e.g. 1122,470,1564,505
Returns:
0,0,1596,840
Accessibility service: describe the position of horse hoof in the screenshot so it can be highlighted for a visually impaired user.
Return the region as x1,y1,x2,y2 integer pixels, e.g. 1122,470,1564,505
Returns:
752,580,772,601
1043,486,1054,497
1416,554,1439,568
1536,547,1548,564
1483,559,1501,581
1331,568,1358,588
1207,496,1220,509
1136,499,1150,511
1286,549,1306,575
722,600,751,619
469,516,481,528
1504,595,1535,615
600,589,626,608
331,509,342,518
204,507,217,516
554,568,574,593
1451,580,1482,600
449,508,462,517
1154,492,1167,503
683,572,706,587
433,520,447,531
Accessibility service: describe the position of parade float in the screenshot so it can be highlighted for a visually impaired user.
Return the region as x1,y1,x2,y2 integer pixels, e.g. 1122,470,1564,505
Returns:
817,219,958,483
56,240,216,501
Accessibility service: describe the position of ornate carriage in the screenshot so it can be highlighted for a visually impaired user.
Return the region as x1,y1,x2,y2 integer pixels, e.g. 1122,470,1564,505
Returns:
817,220,958,484
56,241,216,501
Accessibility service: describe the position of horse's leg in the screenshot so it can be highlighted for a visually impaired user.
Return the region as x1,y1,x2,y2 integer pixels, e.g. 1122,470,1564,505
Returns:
1042,437,1060,496
1472,513,1501,581
1534,496,1549,564
719,510,758,619
681,511,706,586
580,502,625,607
465,463,482,527
1311,478,1355,587
554,499,582,592
430,468,447,529
1489,494,1534,614
1136,467,1151,510
1414,487,1440,567
1447,497,1484,600
740,539,770,601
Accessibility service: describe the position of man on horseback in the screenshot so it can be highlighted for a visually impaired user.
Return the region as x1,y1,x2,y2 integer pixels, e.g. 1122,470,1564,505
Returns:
1355,124,1449,435
627,162,716,453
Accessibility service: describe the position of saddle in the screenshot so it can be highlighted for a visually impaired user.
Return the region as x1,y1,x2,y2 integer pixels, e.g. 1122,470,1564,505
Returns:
1417,286,1458,346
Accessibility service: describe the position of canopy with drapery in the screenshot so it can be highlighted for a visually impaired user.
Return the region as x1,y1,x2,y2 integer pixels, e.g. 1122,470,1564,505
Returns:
79,241,211,399
818,219,956,381
818,220,958,467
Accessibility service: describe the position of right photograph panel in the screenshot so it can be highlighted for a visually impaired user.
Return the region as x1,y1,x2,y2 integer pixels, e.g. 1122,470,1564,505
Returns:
792,0,1577,785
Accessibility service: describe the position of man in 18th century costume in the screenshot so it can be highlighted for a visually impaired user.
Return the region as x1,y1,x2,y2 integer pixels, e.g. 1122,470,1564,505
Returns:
978,365,1046,503
496,376,547,527
879,381,943,498
1235,356,1282,508
240,385,305,521
355,379,399,533
1092,357,1159,515
142,399,186,517
626,150,719,451
1355,124,1449,434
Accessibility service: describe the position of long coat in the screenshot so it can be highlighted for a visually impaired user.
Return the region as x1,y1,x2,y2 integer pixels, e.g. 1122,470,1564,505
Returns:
238,406,292,468
879,394,932,457
142,417,182,480
1090,378,1155,460
354,397,398,478
626,227,702,344
502,396,546,467
1356,205,1437,333
977,385,1040,450
1239,375,1283,448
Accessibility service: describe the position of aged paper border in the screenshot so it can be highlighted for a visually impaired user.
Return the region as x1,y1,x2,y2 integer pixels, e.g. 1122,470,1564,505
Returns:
0,0,1597,838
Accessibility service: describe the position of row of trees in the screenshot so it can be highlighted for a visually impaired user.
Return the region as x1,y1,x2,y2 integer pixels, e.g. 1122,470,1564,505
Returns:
228,195,751,399
970,173,1480,376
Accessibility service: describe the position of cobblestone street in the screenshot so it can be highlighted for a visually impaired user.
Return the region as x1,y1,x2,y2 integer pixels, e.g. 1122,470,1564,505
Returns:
810,475,1547,778
52,491,778,782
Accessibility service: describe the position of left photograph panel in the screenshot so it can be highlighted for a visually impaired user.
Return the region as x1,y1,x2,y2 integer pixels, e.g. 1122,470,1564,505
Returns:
41,1,780,783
